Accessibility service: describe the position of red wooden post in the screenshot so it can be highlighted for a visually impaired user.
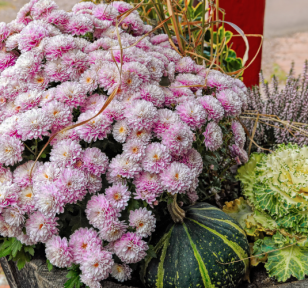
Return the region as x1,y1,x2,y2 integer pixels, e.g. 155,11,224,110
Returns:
219,0,266,87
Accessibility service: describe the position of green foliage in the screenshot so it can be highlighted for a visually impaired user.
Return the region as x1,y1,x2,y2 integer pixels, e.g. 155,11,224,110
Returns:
0,238,35,270
46,259,54,272
64,264,83,288
233,144,308,281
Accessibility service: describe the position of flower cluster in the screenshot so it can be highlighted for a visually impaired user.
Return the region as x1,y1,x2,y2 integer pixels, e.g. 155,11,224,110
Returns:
0,0,248,287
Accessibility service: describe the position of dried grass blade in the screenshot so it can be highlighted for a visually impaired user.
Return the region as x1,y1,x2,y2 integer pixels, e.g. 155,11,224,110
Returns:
248,113,259,155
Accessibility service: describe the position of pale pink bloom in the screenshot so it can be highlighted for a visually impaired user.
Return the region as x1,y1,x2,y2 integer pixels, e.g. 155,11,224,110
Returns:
50,126,79,146
16,2,33,25
0,115,19,137
162,87,178,107
85,194,118,229
175,57,196,73
140,84,165,107
216,89,242,117
66,14,94,36
157,41,172,49
167,62,176,82
153,109,180,136
127,127,152,143
44,59,70,82
141,143,171,174
231,120,246,148
75,110,112,142
3,206,25,227
229,144,248,164
160,162,192,195
80,248,114,281
0,216,22,237
122,139,146,162
13,161,42,188
0,135,24,166
34,183,66,217
112,120,130,143
0,22,10,42
85,37,118,52
55,167,87,204
79,69,98,92
105,183,130,211
17,186,35,213
94,4,119,21
42,100,72,130
203,122,223,151
98,62,120,94
176,100,207,129
0,52,18,73
72,2,96,14
69,227,102,264
111,1,135,14
14,51,42,79
31,0,58,20
45,236,73,268
232,85,248,111
61,50,89,81
18,24,49,52
180,148,203,177
46,10,70,30
28,71,49,91
134,188,157,207
26,211,59,243
153,46,181,63
125,99,158,131
85,172,103,194
108,154,142,181
80,93,107,113
198,95,224,122
187,189,199,204
99,219,127,242
56,81,86,108
32,162,60,186
0,182,19,209
82,147,109,176
121,62,150,92
17,233,37,246
129,208,156,238
150,34,169,45
74,38,91,52
134,171,163,198
114,232,148,263
14,90,42,112
169,81,194,99
7,20,25,34
0,165,12,185
111,263,132,282
161,122,193,155
206,69,233,90
44,35,76,60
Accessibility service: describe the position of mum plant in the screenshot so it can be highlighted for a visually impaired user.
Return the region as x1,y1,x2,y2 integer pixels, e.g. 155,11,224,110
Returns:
224,143,308,282
0,0,249,287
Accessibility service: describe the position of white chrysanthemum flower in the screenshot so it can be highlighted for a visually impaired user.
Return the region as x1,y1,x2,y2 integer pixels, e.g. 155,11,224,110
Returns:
0,135,24,166
0,216,22,237
140,83,165,107
122,139,146,162
111,263,132,282
3,207,25,227
14,90,42,111
129,207,156,238
112,120,130,143
18,186,35,213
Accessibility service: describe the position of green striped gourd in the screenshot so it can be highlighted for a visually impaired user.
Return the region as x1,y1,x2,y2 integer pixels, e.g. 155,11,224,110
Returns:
143,202,250,288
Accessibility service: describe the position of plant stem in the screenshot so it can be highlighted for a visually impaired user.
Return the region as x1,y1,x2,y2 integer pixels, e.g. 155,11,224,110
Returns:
24,143,35,155
167,194,185,223
34,139,38,158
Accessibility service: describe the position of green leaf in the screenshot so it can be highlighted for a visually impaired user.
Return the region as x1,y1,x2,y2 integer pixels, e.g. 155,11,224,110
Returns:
65,265,83,288
24,246,35,256
47,259,53,272
146,245,157,259
11,238,23,257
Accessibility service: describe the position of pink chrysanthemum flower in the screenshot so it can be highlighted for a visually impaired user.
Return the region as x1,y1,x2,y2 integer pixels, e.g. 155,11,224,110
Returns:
45,236,73,268
111,1,135,14
150,34,169,45
0,216,22,237
6,34,21,51
175,56,196,73
114,232,148,264
50,126,79,146
122,139,146,162
3,206,25,227
112,120,130,143
108,154,142,181
111,263,132,282
180,148,203,177
17,186,35,213
42,100,72,131
169,81,194,99
55,167,87,204
216,89,242,116
26,211,59,243
176,100,207,129
28,71,49,91
16,2,33,25
162,87,177,107
14,90,42,112
0,52,18,73
125,99,158,131
175,73,204,91
0,115,20,138
13,161,42,188
18,23,49,52
94,4,118,21
206,70,233,90
69,227,102,264
0,22,10,42
17,233,37,246
44,35,76,60
161,122,193,155
160,162,192,195
85,194,118,230
79,274,100,288
31,0,58,20
0,135,24,166
61,50,89,81
203,122,223,151
72,2,96,14
98,62,120,94
198,95,224,122
80,248,114,281
56,81,86,108
66,14,94,36
129,208,156,238
231,120,246,148
44,59,70,83
187,189,199,204
140,84,165,107
127,127,152,143
82,147,109,176
141,143,171,174
79,69,98,93
46,10,70,30
121,62,150,92
34,183,66,217
105,183,130,211
229,144,248,165
134,171,163,197
104,100,125,121
153,109,180,136
17,108,52,140
75,110,112,142
81,93,107,112
85,172,102,194
14,51,42,78
120,13,144,35
0,166,12,185
50,139,82,167
0,183,19,210
99,219,127,242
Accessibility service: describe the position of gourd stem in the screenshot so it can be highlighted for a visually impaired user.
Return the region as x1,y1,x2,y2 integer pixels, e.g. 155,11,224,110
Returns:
167,194,185,223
